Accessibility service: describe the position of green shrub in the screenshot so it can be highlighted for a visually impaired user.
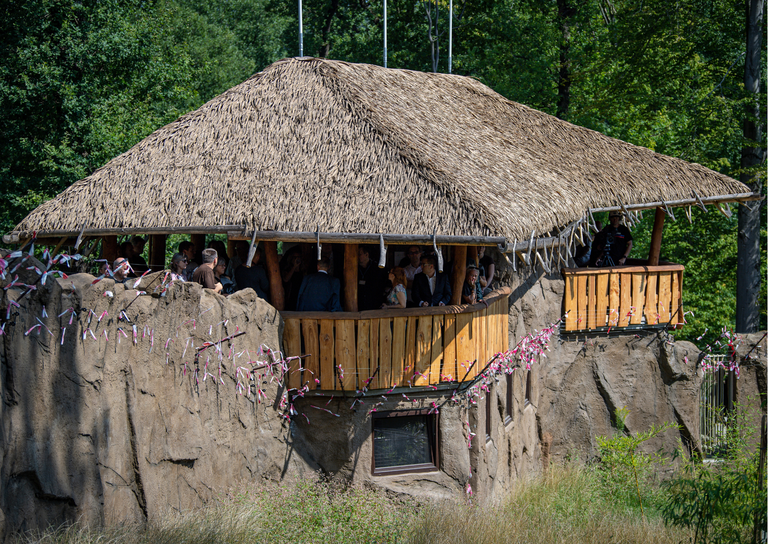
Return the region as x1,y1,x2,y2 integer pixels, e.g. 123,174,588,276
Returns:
595,407,678,518
661,404,766,544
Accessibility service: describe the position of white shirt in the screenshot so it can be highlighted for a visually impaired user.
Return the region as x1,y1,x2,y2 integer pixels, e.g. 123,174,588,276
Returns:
404,263,422,282
427,273,436,294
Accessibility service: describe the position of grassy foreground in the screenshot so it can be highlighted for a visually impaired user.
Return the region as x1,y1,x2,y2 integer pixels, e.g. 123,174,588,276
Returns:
19,465,691,544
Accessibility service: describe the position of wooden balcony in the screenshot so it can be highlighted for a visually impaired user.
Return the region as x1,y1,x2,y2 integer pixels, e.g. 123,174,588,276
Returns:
561,263,684,332
281,288,511,392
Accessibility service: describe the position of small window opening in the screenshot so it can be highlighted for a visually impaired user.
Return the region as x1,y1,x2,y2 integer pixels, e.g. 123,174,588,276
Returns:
485,386,492,442
505,373,514,425
525,369,532,405
372,410,438,475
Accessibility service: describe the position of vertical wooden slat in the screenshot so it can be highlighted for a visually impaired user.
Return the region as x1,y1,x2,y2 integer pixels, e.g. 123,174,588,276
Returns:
336,320,356,390
302,319,320,390
414,316,433,386
596,273,610,326
391,317,407,386
369,318,379,389
431,315,444,386
672,271,683,324
608,272,620,327
502,298,509,352
576,275,587,331
443,314,457,382
619,273,632,327
564,272,578,330
357,320,370,389
457,313,474,381
657,272,672,323
587,275,597,330
630,273,646,325
378,318,392,388
480,308,489,365
283,319,302,390
404,316,417,386
319,319,335,390
644,273,659,324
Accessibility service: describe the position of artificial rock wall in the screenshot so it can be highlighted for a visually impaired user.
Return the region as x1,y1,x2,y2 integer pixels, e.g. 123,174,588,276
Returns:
0,265,317,537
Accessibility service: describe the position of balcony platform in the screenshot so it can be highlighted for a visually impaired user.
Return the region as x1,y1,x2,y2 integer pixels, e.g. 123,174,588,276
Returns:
561,261,684,333
281,288,512,392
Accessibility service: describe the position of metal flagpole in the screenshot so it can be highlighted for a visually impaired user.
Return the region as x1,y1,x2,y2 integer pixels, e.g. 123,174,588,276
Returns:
299,0,304,57
448,0,453,73
384,0,388,67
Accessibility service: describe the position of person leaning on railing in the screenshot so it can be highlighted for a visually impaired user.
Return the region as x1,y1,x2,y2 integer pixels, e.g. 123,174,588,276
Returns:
411,254,452,307
382,267,407,309
462,266,484,305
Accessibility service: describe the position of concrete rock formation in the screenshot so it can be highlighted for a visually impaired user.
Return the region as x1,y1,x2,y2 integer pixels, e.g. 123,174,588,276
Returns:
0,266,315,537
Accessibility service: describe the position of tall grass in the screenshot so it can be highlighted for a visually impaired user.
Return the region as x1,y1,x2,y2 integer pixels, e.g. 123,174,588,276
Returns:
408,465,690,544
19,465,692,544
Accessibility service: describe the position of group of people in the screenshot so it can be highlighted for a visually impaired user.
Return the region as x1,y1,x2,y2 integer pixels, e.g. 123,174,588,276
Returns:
168,240,269,300
292,245,496,312
103,238,497,312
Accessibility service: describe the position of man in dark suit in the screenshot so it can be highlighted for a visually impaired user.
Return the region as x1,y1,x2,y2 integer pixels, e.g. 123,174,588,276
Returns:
411,254,452,307
296,257,343,312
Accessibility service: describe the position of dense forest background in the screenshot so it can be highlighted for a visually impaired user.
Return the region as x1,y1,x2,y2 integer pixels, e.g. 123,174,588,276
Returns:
1,0,765,342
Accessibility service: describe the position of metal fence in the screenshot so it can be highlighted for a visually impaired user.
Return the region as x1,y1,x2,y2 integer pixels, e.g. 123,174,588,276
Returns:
699,355,735,458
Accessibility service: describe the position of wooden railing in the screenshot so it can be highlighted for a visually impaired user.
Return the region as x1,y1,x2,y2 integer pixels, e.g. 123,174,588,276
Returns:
281,288,511,391
561,264,684,332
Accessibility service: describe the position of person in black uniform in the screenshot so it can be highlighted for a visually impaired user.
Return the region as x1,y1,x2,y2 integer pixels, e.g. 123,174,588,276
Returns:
592,211,633,267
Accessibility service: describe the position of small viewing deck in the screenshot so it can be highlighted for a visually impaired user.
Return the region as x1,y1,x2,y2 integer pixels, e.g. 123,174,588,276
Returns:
281,288,511,392
561,262,684,333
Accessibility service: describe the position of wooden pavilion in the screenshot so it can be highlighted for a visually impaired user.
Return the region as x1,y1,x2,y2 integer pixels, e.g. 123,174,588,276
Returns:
4,57,758,392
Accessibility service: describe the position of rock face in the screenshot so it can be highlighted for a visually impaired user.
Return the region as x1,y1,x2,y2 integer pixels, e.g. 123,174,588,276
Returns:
0,267,316,537
495,251,767,465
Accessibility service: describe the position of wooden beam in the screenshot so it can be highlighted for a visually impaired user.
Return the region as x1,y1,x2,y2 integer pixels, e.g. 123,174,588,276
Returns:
149,234,166,271
343,244,358,312
263,241,284,311
450,245,467,305
102,236,118,263
647,207,666,266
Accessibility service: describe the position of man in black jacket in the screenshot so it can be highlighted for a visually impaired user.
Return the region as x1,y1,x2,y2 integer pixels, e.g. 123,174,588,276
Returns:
411,254,452,307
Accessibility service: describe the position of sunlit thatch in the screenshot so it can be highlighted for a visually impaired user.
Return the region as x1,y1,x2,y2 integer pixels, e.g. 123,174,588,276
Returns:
11,57,748,240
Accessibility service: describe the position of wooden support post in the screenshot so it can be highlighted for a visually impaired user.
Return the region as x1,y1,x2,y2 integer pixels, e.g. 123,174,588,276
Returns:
468,246,478,268
102,236,118,263
647,207,666,266
149,234,166,271
450,245,467,305
263,241,284,310
191,233,206,254
343,244,359,312
227,238,236,260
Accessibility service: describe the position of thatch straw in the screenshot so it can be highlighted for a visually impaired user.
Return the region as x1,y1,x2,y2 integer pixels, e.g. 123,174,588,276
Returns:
11,58,749,240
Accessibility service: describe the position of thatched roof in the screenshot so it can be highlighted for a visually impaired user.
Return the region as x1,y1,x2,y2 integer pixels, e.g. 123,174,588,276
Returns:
9,57,751,243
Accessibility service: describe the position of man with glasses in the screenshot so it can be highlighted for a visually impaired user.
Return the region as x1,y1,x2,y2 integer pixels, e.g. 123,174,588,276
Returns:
411,255,452,307
402,245,422,302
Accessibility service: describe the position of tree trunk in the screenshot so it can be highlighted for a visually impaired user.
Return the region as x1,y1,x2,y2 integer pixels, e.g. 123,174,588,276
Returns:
556,0,577,119
318,0,340,58
736,0,764,333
